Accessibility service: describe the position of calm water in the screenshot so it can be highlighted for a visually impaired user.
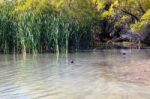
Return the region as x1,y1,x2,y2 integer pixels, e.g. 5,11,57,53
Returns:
0,49,150,99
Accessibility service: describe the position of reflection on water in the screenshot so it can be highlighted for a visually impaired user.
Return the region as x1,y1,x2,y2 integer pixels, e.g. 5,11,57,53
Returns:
0,49,150,99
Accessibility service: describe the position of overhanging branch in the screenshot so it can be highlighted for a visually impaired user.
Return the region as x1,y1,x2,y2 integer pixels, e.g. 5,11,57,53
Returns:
121,9,139,21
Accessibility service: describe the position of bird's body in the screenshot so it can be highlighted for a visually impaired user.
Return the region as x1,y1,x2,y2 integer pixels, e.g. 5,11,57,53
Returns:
71,61,74,64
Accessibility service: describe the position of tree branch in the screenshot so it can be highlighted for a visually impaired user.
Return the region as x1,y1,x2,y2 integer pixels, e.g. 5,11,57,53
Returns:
137,0,145,14
121,9,139,21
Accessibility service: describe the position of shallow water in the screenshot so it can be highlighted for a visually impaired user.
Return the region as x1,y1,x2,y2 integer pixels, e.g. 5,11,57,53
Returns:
0,49,150,99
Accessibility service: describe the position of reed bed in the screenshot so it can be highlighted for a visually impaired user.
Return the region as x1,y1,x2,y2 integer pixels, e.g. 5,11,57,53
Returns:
0,1,95,54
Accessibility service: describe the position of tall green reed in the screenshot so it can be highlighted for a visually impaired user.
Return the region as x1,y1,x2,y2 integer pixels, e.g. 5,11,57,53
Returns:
0,2,96,54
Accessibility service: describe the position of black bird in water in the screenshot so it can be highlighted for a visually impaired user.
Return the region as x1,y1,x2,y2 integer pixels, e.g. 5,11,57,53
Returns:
122,52,126,55
71,60,74,64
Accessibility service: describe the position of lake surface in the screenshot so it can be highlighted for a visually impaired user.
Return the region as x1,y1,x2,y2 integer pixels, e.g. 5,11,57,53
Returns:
0,49,150,99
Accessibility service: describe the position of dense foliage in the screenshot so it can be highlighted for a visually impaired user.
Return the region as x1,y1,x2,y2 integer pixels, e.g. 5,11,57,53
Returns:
0,0,150,53
94,0,150,43
0,0,98,53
